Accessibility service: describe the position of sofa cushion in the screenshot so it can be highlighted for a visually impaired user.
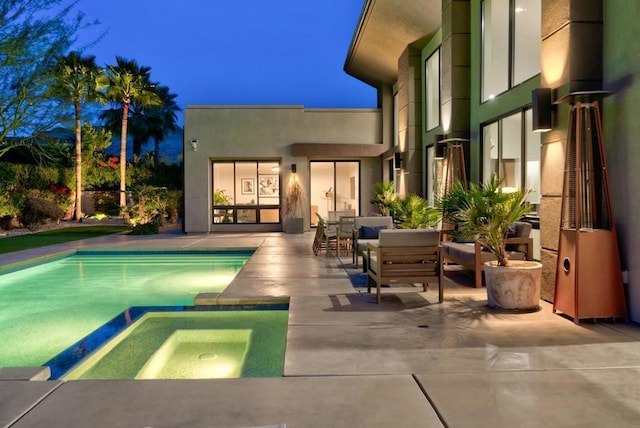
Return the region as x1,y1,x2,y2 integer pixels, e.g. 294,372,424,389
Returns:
359,225,387,239
356,238,378,253
377,229,440,247
506,221,532,253
354,216,394,230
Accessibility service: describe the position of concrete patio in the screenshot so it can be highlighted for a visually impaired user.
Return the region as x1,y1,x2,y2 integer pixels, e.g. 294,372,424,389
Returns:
1,230,640,427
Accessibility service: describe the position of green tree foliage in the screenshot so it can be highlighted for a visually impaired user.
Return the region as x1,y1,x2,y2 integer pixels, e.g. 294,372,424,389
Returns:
100,85,180,161
80,123,119,190
49,51,105,220
102,57,162,208
0,0,87,156
146,86,181,164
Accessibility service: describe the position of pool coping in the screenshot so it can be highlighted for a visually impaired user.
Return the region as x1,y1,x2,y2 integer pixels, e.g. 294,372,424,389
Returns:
0,247,257,275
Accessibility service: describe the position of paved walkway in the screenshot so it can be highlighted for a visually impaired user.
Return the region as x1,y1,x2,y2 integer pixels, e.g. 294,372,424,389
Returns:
1,230,640,427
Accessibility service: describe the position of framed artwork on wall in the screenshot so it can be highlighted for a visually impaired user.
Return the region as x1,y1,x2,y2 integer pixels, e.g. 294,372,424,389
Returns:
241,178,255,195
259,175,279,196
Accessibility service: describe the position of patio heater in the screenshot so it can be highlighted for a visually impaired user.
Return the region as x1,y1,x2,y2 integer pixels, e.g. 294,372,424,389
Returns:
438,138,469,196
438,138,469,240
553,91,627,323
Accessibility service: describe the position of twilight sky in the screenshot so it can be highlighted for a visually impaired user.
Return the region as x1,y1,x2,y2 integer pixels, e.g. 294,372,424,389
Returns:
68,0,377,126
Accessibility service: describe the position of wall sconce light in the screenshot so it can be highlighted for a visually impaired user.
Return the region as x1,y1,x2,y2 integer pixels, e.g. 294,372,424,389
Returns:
532,88,554,132
190,138,198,151
291,163,297,173
394,152,405,170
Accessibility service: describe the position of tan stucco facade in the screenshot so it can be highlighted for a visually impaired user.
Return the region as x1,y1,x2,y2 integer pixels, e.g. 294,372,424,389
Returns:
183,105,383,233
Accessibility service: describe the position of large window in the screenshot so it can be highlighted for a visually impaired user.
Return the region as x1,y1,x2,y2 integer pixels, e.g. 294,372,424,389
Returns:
482,109,540,214
425,49,440,130
212,161,280,224
310,161,359,226
482,0,541,101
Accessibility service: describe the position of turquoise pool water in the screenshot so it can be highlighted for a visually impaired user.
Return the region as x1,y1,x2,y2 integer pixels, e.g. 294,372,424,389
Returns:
62,310,288,380
0,250,252,368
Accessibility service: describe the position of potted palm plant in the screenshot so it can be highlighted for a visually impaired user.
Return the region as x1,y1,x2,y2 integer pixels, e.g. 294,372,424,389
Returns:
394,193,442,229
439,174,541,311
283,172,306,234
370,181,397,216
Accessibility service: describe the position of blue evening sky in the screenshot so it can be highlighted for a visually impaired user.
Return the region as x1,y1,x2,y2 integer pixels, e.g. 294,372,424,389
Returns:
69,0,377,127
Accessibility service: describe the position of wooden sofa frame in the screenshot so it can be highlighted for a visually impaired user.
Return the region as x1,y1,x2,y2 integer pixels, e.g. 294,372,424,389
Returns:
442,235,533,289
365,230,442,304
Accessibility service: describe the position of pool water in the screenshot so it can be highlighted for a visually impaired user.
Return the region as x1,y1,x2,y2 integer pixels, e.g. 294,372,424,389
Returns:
0,251,251,368
63,310,288,380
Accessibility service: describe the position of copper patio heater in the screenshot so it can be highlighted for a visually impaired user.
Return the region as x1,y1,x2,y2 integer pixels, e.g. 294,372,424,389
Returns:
553,91,627,323
439,138,468,195
438,138,468,240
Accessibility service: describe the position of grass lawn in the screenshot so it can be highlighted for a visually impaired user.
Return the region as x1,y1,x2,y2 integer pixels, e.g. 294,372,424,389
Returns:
0,225,130,255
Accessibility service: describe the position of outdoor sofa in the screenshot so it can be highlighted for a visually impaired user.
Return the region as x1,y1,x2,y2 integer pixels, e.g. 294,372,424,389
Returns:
351,216,394,269
365,228,442,304
440,221,533,288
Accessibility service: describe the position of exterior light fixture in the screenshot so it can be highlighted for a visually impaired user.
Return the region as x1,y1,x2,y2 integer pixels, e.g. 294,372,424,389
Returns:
291,163,297,173
394,152,405,170
190,139,198,151
532,88,554,132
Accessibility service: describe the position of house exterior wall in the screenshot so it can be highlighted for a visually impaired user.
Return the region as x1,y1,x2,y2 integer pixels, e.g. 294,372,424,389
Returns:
183,105,383,233
603,0,640,321
396,46,424,196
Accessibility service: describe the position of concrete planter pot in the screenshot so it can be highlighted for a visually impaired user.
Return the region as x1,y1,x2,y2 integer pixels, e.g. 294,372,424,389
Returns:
284,217,304,234
484,260,542,312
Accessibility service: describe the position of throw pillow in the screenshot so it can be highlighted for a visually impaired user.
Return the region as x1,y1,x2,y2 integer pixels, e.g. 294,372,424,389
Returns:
359,225,387,239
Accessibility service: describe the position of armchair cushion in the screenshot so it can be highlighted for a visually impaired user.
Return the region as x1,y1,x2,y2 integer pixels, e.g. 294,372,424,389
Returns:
505,221,532,253
359,225,388,239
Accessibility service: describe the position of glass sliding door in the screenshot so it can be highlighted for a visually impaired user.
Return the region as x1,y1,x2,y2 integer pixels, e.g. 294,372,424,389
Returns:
310,161,359,226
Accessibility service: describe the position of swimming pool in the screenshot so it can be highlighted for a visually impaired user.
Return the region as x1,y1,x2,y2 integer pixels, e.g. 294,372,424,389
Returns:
0,250,252,368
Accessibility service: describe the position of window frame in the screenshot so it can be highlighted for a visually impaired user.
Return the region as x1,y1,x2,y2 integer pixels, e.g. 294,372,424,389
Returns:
425,48,441,131
211,160,281,225
481,0,541,102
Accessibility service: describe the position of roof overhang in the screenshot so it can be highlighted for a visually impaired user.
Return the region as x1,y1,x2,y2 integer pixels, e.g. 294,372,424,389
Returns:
344,0,442,88
292,143,386,158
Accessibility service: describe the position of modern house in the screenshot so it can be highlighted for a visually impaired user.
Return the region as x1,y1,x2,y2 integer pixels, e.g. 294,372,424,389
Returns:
184,0,640,323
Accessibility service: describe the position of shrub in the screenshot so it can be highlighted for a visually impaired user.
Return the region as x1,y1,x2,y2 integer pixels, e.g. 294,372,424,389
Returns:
93,191,120,216
126,186,182,227
0,215,20,230
129,221,159,235
18,197,65,230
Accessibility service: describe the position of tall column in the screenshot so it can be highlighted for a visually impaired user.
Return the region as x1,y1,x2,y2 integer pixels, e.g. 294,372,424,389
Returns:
441,0,471,139
539,0,603,301
396,46,423,195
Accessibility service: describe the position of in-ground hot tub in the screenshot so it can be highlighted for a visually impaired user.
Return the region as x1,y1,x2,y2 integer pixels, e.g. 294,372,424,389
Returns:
61,308,288,380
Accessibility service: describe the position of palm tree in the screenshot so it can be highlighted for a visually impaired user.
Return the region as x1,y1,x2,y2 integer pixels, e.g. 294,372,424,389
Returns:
49,51,105,220
100,101,152,158
103,56,161,208
101,85,180,163
147,86,181,164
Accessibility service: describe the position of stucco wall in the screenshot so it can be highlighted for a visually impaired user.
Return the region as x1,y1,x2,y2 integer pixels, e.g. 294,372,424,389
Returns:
603,0,640,322
183,105,383,233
